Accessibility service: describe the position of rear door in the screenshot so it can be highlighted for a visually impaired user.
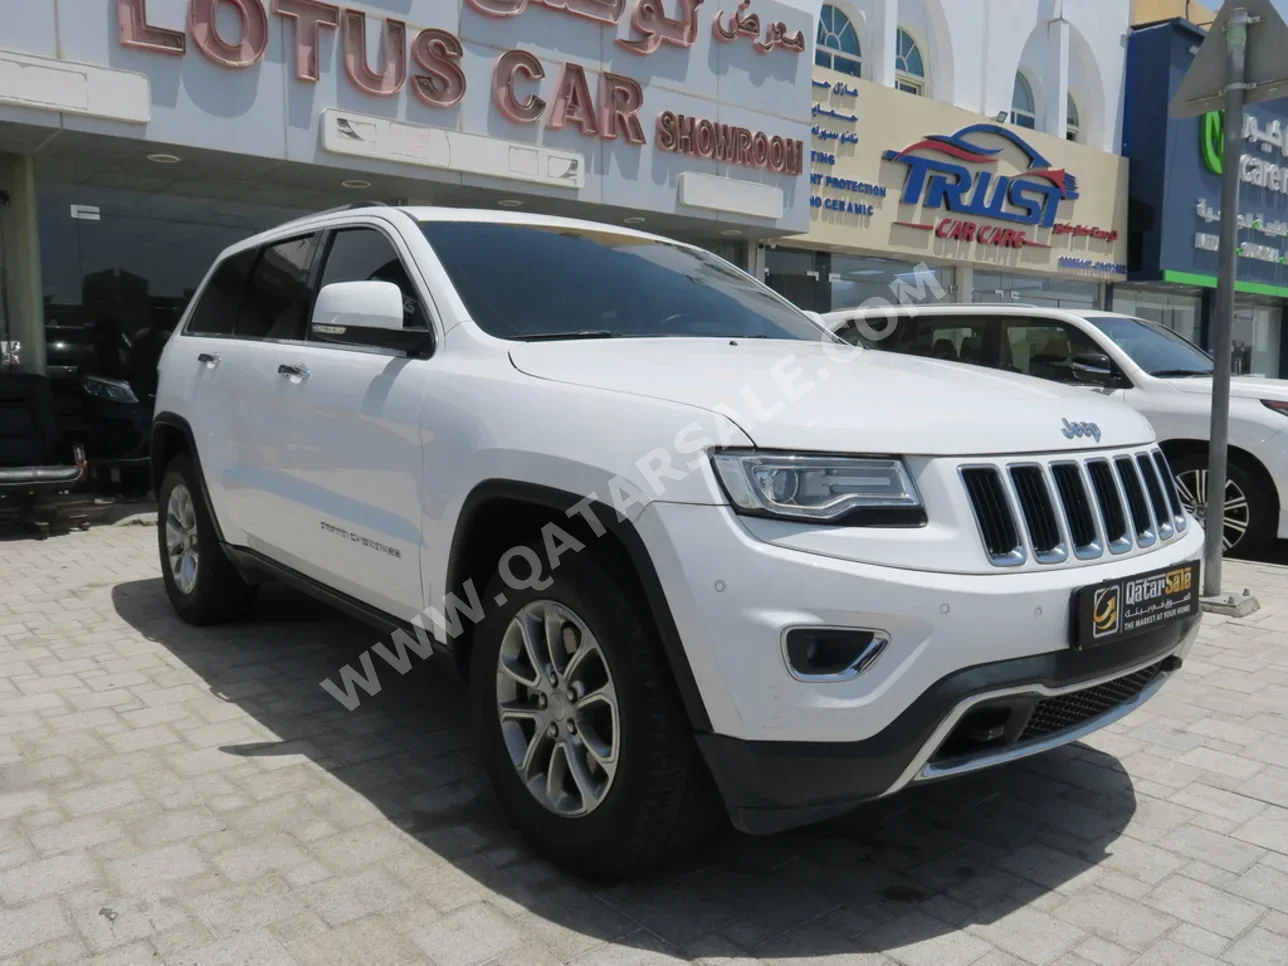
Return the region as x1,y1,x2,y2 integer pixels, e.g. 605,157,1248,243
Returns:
219,233,324,545
173,248,260,543
254,224,433,618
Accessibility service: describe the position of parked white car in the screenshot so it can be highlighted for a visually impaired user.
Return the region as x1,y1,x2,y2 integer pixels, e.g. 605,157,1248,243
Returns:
153,206,1203,879
825,305,1288,555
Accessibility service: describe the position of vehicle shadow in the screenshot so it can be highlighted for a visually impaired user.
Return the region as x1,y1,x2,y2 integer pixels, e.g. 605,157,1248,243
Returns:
111,578,1140,959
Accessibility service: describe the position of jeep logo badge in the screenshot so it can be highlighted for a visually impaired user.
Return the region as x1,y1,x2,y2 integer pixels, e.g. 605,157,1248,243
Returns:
1061,419,1101,443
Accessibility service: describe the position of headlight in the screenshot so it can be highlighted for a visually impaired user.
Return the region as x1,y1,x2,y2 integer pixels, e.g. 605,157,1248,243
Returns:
82,375,139,404
712,452,923,523
1264,400,1288,417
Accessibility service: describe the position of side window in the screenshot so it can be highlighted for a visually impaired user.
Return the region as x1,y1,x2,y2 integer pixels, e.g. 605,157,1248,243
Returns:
885,317,996,367
186,249,256,336
1004,319,1102,383
317,228,428,330
234,235,319,341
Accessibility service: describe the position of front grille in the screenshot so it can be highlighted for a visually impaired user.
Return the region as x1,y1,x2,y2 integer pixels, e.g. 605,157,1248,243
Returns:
961,449,1183,567
1019,662,1165,741
1152,451,1187,531
1137,455,1174,539
1051,463,1098,555
961,468,1021,563
1116,456,1155,544
1087,459,1130,549
1010,466,1064,560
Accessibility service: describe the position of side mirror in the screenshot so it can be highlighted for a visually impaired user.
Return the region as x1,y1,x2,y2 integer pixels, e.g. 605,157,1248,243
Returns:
311,281,431,356
1070,352,1117,384
803,310,827,326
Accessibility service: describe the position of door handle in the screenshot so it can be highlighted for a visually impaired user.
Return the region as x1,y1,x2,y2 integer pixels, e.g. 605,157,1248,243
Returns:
278,363,309,379
197,352,220,368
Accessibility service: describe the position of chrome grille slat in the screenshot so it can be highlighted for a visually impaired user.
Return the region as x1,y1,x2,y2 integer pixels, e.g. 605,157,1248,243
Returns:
1086,459,1133,554
962,449,1186,568
1137,454,1175,541
1009,465,1067,564
1152,450,1188,532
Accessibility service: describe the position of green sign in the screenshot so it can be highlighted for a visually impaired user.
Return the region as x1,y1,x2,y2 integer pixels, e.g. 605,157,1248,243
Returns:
1201,110,1224,174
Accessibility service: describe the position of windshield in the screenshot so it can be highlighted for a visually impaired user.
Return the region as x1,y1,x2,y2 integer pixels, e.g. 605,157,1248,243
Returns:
1085,314,1214,377
420,221,828,342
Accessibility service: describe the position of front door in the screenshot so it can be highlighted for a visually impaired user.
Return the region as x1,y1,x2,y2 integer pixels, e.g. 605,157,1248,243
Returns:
254,225,433,618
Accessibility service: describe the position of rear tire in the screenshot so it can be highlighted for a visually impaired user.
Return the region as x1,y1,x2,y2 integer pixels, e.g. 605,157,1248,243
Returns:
157,454,257,624
1170,451,1274,557
470,542,717,881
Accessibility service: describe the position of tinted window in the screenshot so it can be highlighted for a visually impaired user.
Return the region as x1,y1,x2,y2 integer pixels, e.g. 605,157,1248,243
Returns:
187,249,256,336
235,236,318,341
1003,319,1104,383
1086,314,1215,377
420,221,825,341
845,314,996,366
319,228,427,329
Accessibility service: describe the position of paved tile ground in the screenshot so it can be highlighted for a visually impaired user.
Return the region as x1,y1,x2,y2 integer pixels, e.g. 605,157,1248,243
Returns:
1,523,1287,965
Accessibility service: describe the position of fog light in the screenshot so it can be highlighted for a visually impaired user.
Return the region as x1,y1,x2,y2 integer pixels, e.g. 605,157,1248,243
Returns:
783,628,889,682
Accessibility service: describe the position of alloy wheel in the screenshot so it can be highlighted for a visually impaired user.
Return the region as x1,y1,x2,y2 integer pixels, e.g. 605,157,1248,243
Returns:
495,600,620,817
1174,468,1250,551
165,483,200,594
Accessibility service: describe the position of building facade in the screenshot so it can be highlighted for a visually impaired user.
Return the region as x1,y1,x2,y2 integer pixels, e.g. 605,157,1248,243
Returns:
0,0,817,375
1119,17,1288,379
763,0,1132,313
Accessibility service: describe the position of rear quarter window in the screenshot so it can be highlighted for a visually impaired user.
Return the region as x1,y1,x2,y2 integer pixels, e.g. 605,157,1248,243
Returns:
185,249,257,336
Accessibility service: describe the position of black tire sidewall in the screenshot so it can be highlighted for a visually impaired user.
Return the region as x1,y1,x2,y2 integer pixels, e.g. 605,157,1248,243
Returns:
470,549,693,878
156,455,228,620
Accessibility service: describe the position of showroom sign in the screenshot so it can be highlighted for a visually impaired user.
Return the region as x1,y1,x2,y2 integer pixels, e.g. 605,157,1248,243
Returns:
117,0,804,173
790,72,1129,280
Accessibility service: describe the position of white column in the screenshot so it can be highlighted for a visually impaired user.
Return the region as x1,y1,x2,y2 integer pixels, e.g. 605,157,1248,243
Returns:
955,266,974,304
0,155,45,375
1044,13,1070,138
867,0,898,89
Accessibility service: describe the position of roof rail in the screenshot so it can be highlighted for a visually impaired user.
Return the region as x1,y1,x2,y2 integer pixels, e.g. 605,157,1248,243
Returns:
312,200,392,216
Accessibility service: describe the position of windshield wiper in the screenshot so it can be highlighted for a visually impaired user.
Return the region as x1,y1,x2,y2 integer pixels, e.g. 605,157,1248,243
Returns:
1149,368,1212,378
516,330,619,342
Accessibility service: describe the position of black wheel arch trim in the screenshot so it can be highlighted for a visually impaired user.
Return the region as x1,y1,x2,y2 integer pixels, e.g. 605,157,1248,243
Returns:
447,479,714,734
151,412,230,545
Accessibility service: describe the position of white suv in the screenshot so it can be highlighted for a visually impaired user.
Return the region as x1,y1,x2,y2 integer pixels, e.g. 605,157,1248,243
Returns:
825,305,1288,555
153,205,1204,879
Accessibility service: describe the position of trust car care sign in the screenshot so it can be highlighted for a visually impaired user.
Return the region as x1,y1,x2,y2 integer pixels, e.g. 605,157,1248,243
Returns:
791,72,1129,280
117,0,807,177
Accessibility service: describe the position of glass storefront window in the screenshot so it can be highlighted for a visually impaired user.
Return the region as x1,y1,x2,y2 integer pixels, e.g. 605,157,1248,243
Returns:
765,248,955,313
972,271,1101,309
1109,287,1202,345
1232,300,1282,377
38,173,310,360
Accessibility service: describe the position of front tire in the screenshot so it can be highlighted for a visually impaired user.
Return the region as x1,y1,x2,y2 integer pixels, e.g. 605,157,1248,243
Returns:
157,454,257,624
1171,452,1274,556
471,543,716,881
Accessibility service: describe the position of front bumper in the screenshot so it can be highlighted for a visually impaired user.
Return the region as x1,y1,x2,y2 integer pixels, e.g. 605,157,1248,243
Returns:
698,625,1191,834
637,501,1203,832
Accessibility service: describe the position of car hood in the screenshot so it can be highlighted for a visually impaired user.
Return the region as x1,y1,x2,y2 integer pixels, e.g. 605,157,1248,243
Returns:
509,338,1155,455
1168,374,1288,401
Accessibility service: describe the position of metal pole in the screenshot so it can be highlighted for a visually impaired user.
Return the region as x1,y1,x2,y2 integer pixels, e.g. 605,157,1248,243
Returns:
1203,7,1248,598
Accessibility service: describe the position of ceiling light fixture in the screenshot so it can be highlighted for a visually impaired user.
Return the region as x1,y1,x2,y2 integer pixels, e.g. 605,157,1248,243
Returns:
341,179,371,189
497,199,524,208
624,216,646,225
720,229,743,236
146,153,181,164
